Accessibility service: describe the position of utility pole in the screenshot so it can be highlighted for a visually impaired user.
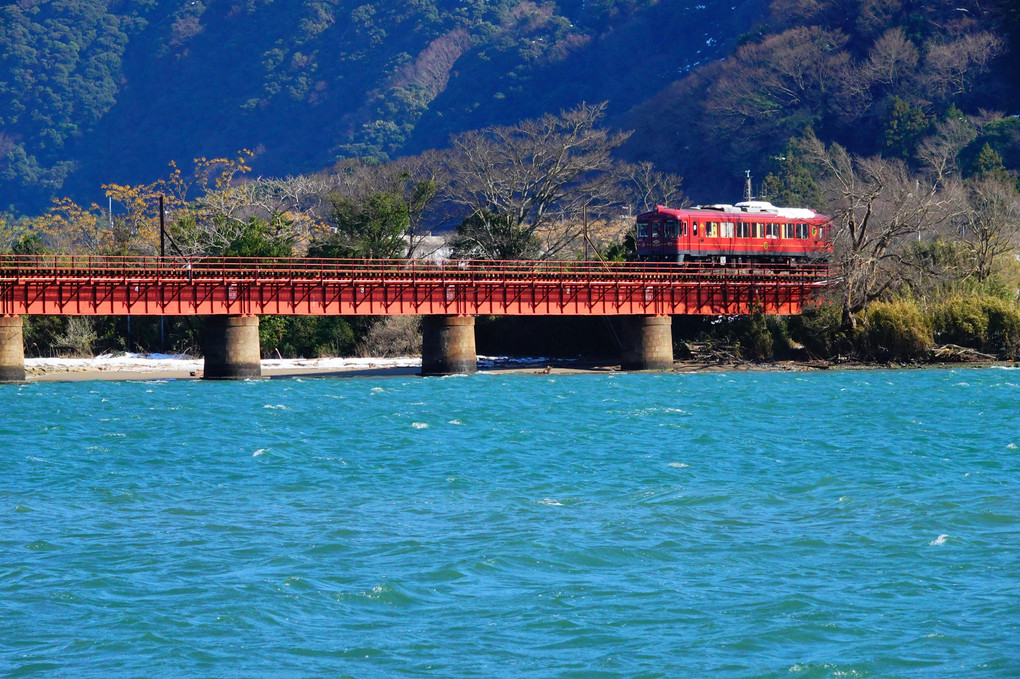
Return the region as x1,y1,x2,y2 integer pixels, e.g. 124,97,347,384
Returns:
159,194,166,258
583,203,589,261
159,195,165,351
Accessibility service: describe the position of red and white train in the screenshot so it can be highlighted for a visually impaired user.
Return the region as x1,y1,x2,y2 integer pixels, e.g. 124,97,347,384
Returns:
636,201,832,264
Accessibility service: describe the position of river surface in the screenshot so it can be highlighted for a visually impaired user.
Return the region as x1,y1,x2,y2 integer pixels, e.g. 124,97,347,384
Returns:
1,369,1018,677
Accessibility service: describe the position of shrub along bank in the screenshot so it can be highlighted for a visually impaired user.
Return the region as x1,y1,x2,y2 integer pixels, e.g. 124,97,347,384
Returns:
783,296,1020,364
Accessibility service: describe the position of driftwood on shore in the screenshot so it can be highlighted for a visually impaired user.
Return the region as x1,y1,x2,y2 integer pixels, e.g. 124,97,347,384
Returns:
682,341,744,364
932,344,998,362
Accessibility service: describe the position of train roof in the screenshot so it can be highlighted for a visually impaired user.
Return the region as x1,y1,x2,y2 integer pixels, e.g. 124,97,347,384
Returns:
639,202,826,220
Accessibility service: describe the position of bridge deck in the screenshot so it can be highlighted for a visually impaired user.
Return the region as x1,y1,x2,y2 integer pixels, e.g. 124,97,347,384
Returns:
0,256,830,317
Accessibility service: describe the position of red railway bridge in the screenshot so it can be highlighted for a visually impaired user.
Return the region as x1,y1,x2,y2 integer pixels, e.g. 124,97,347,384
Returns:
0,255,831,381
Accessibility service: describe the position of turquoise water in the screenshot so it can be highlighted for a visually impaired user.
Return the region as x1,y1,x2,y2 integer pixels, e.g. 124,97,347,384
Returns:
1,369,1018,678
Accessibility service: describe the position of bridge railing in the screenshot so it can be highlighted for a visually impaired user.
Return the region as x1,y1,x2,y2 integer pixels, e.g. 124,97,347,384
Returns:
0,254,830,284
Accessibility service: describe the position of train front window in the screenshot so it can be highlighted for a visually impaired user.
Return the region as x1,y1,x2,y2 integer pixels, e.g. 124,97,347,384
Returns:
652,222,662,238
637,221,649,238
665,219,677,238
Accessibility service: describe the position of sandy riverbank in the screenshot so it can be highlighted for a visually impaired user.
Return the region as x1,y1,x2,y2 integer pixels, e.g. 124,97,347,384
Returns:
21,353,618,381
23,354,417,382
17,353,1010,382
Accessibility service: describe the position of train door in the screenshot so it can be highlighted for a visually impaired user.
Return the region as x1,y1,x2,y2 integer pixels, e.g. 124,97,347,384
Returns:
636,217,652,258
720,220,735,264
736,219,751,262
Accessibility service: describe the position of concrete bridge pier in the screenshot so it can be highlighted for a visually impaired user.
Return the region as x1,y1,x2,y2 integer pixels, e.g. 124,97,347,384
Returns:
621,315,674,371
0,316,26,384
421,315,477,376
203,315,262,380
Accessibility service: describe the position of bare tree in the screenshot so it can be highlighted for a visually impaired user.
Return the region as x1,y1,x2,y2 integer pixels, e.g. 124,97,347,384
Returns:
916,116,978,185
616,161,687,214
313,155,448,258
922,32,1004,98
802,135,956,329
444,102,630,259
388,150,450,258
866,28,919,91
958,176,1020,281
710,27,850,144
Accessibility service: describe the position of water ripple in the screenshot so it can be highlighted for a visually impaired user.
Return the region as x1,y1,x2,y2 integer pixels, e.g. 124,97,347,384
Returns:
1,369,1018,676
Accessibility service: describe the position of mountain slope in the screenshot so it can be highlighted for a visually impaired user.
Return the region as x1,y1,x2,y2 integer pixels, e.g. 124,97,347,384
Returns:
621,0,1018,200
1,0,764,214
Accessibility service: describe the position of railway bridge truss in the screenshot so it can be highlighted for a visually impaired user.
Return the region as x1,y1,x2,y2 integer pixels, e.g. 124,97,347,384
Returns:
0,256,830,317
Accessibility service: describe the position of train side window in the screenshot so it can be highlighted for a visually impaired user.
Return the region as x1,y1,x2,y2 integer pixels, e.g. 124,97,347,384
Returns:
782,223,795,239
721,222,735,238
692,222,698,235
753,223,764,238
681,221,687,237
705,222,717,237
796,223,809,239
766,223,778,239
736,222,750,238
637,221,649,238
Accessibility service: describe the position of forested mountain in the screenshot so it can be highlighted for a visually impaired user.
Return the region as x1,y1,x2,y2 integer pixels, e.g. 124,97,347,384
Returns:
0,0,761,214
623,0,1019,198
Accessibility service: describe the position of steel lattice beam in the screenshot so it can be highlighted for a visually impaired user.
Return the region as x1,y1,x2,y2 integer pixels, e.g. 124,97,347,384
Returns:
0,255,831,317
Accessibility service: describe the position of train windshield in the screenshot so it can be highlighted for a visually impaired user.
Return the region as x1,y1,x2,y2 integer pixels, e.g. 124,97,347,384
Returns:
637,220,649,238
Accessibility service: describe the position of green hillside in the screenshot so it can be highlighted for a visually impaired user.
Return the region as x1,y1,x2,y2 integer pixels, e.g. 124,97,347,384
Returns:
0,0,760,214
3,0,1018,211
